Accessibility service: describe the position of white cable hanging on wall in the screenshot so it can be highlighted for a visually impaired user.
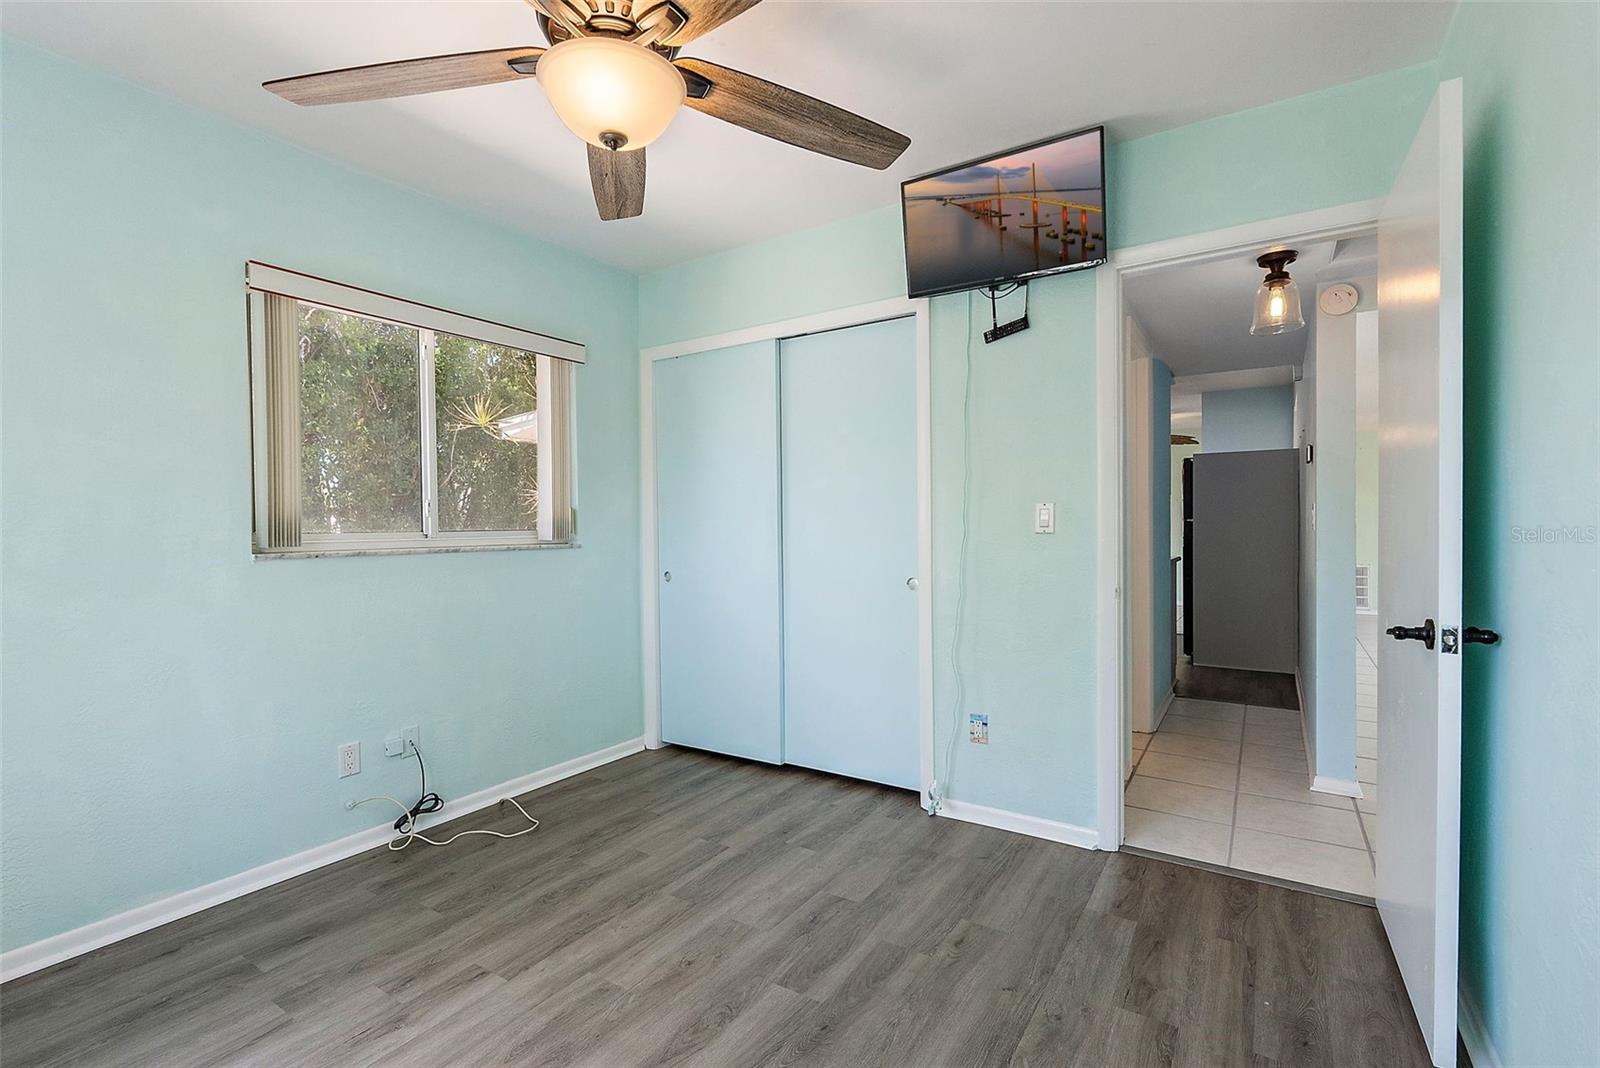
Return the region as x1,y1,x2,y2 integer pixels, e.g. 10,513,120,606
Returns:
928,291,980,815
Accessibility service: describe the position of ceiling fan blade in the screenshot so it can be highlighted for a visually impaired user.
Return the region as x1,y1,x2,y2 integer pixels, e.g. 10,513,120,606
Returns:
588,145,646,221
658,0,763,45
674,59,909,170
264,47,544,106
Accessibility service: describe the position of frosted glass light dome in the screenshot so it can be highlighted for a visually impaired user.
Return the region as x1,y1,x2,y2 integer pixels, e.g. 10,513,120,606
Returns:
537,37,686,151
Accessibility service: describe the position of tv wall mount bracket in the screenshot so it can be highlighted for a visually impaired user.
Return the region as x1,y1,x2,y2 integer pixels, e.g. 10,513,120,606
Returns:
982,281,1030,344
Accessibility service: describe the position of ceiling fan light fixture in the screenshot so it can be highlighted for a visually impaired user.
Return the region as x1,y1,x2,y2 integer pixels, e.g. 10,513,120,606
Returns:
1250,249,1305,335
536,37,686,151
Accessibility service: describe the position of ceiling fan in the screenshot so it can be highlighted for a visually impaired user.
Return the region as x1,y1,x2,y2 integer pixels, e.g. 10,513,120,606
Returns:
263,0,911,221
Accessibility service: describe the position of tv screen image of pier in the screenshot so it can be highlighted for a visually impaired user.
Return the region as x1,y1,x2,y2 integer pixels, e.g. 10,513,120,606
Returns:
903,128,1105,297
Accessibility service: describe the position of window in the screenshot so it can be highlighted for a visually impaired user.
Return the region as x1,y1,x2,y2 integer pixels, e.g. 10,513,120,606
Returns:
246,263,581,555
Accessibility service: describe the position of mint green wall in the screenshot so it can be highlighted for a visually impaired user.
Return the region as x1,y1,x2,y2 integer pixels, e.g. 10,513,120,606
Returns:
1440,3,1600,1064
1108,64,1442,249
930,284,1100,820
638,206,906,350
1149,361,1175,708
1201,385,1296,452
639,65,1436,829
0,42,643,953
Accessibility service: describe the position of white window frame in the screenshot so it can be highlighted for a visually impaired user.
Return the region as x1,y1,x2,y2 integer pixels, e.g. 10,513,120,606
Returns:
245,263,582,558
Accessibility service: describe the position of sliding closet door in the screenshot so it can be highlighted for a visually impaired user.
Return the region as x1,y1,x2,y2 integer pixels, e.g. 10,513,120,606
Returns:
655,342,783,763
780,317,919,789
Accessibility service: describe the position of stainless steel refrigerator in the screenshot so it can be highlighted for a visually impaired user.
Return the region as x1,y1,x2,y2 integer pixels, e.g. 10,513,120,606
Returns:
1182,448,1299,674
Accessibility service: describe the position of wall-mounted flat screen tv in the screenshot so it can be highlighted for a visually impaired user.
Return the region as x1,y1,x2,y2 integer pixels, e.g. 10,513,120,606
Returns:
901,125,1107,299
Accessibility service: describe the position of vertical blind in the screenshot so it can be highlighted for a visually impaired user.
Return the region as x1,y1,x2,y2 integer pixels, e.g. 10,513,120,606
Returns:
262,293,303,550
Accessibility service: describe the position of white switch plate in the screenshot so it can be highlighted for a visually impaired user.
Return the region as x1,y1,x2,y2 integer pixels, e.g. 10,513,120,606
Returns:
401,725,420,756
338,741,360,778
1034,502,1055,534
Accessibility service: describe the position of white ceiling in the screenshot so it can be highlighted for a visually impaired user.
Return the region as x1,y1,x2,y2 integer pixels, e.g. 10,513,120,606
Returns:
1,1,1456,272
1125,241,1340,377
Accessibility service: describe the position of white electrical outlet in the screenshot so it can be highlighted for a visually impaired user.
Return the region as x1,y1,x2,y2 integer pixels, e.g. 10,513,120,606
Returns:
968,713,989,745
338,741,360,778
401,725,420,756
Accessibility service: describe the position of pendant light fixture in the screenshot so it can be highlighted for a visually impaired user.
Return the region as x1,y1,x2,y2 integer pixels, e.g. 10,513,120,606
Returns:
1250,249,1305,335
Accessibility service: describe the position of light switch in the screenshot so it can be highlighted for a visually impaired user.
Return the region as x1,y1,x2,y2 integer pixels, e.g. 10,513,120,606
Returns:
1034,502,1055,534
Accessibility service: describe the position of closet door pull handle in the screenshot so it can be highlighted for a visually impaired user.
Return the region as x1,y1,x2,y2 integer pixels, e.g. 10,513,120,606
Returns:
663,571,672,583
906,577,919,591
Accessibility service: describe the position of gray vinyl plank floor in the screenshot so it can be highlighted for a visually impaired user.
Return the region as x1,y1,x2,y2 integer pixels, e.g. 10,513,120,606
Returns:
0,747,1430,1067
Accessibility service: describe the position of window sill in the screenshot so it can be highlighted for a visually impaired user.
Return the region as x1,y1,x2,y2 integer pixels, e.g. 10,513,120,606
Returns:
252,541,580,560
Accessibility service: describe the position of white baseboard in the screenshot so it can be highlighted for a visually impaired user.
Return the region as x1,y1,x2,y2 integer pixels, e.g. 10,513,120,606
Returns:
937,799,1099,850
1151,685,1176,732
1294,670,1367,799
1310,774,1365,798
1458,986,1503,1068
1132,684,1176,736
0,736,645,984
1294,669,1319,787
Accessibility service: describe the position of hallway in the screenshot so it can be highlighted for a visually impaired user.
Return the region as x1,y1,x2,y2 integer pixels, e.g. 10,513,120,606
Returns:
1125,696,1375,897
1125,625,1381,900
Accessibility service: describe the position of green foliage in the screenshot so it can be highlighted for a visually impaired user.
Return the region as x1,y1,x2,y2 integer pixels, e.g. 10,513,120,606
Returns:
435,335,539,532
296,308,538,535
298,306,422,533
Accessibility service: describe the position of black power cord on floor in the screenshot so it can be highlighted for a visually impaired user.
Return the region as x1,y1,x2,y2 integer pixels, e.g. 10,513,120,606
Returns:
393,740,444,834
348,742,542,851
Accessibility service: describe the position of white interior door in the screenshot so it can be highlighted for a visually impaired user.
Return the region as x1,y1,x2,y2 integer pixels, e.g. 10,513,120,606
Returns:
1376,78,1463,1068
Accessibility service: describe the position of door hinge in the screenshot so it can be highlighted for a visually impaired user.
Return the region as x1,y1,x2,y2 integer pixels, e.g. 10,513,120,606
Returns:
1441,626,1459,654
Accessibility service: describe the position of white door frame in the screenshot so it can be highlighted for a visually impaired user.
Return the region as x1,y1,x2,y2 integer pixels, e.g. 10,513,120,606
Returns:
639,298,936,802
1094,199,1383,850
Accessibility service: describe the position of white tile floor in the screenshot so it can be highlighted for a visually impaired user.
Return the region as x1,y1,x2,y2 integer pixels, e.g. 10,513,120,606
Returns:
1124,624,1381,897
1356,613,1380,841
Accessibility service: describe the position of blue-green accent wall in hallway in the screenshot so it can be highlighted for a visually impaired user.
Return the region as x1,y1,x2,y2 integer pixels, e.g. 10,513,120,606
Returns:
640,63,1439,829
1201,386,1295,453
1440,2,1600,1064
0,41,644,953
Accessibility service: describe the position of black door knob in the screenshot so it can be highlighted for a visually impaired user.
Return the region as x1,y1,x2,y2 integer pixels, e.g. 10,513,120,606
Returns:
1386,618,1437,650
1463,626,1501,645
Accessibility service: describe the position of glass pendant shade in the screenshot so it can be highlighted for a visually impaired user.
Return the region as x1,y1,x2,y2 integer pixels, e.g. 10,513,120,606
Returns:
537,37,686,151
1251,277,1304,335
